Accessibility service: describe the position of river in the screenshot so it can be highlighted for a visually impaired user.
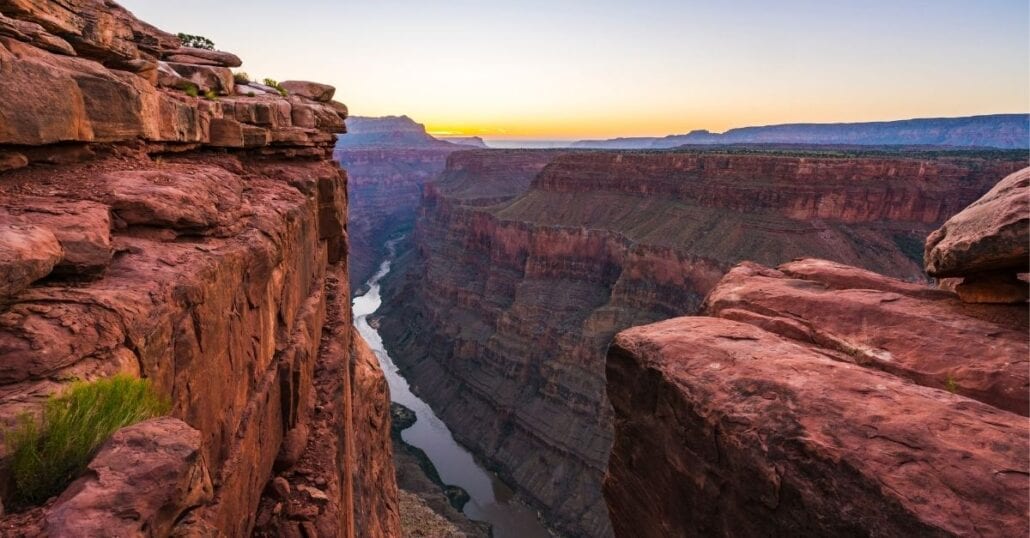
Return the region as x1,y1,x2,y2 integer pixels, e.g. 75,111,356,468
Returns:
352,250,553,538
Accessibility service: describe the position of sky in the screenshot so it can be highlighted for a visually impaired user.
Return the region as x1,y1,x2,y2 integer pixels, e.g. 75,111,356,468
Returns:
121,0,1029,140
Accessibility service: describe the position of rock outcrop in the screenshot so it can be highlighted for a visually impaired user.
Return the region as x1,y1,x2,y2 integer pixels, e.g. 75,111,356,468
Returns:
378,148,1027,537
604,170,1029,536
0,1,399,536
334,116,470,292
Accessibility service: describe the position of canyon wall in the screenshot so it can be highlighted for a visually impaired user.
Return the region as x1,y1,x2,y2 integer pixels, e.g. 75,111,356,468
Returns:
605,169,1029,536
378,148,1027,537
0,2,398,536
334,116,467,292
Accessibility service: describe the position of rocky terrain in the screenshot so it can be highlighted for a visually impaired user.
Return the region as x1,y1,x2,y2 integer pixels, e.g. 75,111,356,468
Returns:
334,116,469,293
573,114,1030,149
377,147,1027,537
605,168,1029,536
0,1,399,536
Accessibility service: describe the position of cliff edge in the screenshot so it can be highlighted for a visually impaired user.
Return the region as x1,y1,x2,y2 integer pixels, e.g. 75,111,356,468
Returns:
0,1,399,535
604,168,1029,536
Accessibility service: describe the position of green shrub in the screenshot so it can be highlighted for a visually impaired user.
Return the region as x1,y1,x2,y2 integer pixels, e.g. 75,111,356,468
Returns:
184,85,199,98
203,89,219,101
262,78,289,97
5,375,169,507
233,71,250,84
177,32,215,50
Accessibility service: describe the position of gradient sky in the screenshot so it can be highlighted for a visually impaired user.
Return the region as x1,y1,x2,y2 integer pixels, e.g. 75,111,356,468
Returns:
121,0,1029,139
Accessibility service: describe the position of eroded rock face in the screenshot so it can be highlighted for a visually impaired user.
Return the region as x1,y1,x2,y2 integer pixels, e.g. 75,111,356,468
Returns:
605,316,1028,537
604,177,1028,536
378,148,1027,537
0,1,398,536
45,417,214,537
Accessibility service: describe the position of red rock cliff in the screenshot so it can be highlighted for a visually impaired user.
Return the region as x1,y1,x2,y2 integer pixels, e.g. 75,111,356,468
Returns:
377,148,1026,537
0,1,399,535
604,168,1029,536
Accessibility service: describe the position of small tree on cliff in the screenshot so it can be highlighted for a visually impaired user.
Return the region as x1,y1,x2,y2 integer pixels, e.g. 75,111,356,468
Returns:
177,32,215,50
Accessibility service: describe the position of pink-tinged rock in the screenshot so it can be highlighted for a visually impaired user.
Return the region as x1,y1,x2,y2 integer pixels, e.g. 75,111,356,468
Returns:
166,62,234,95
0,151,29,172
605,316,1029,538
0,224,62,303
0,200,112,276
45,417,214,537
704,259,1029,415
208,117,245,148
100,166,244,231
952,271,1029,304
0,12,75,55
0,0,179,64
162,47,242,67
280,80,335,102
925,167,1029,277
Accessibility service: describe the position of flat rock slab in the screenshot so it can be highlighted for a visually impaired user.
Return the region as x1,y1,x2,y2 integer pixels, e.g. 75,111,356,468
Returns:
606,316,1029,538
704,259,1029,415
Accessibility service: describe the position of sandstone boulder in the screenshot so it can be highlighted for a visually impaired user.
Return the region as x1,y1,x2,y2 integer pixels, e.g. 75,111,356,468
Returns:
925,167,1029,278
162,46,242,67
280,80,335,102
166,62,234,95
45,417,214,537
0,224,62,303
606,316,1029,538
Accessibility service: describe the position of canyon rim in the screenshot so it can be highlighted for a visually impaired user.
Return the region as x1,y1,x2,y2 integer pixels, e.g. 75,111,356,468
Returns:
1,1,1029,537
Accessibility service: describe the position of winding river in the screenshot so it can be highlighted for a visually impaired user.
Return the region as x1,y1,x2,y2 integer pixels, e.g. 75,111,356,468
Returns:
352,248,552,538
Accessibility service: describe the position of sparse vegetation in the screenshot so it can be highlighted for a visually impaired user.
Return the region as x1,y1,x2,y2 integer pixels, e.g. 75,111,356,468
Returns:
945,374,959,394
204,89,219,101
262,78,289,97
177,32,215,50
233,71,250,84
5,375,170,507
247,91,256,97
184,85,199,98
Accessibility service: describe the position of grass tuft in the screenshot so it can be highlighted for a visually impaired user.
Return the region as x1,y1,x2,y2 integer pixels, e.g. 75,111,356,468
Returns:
233,71,250,84
5,374,170,507
262,78,289,97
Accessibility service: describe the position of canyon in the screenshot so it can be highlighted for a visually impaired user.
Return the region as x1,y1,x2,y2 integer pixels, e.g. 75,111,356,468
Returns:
335,116,474,294
376,147,1027,537
0,1,398,536
0,2,1027,537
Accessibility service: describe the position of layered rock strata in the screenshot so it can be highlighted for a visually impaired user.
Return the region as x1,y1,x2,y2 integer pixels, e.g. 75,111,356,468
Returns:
0,1,398,535
378,148,1027,537
333,116,469,292
604,172,1029,534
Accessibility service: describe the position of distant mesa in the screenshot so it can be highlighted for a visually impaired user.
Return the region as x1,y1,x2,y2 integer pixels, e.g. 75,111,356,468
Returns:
573,113,1030,149
437,136,489,148
336,115,485,149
